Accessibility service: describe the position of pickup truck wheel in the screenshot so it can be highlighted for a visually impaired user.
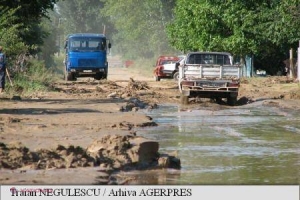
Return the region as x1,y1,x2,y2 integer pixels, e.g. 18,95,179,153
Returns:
155,76,160,81
215,97,223,104
227,96,237,106
180,95,189,105
173,72,179,81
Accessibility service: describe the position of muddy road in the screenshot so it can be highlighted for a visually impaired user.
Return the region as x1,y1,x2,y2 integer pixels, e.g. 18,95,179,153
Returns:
0,66,300,184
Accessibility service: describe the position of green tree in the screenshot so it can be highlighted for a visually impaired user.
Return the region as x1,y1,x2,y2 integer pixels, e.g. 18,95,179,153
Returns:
0,6,28,72
167,0,300,74
56,0,111,35
0,0,59,54
101,0,178,59
167,0,260,56
0,0,61,73
39,10,61,68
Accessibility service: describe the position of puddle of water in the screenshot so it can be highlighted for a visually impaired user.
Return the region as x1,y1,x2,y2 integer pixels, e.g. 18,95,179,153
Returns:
132,103,300,184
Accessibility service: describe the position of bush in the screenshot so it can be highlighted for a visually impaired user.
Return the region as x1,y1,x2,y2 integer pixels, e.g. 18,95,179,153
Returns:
6,59,58,96
53,54,65,77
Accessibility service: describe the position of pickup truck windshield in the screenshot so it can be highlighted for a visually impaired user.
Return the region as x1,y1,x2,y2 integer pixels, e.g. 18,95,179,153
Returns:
187,53,231,65
69,37,106,52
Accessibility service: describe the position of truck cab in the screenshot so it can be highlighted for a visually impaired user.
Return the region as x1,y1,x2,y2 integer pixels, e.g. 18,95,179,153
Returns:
64,33,111,81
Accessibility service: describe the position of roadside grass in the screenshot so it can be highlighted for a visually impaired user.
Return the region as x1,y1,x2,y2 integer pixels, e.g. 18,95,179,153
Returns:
52,54,65,78
5,58,61,96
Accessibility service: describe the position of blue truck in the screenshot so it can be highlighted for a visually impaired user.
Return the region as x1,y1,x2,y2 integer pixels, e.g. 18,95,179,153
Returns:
64,33,111,81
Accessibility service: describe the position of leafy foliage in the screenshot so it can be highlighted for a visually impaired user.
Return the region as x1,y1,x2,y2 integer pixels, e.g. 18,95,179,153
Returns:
0,7,27,56
2,0,300,78
167,0,262,55
0,6,29,74
56,0,113,35
100,0,178,58
0,0,59,54
5,59,57,95
167,0,300,74
0,1,61,95
0,1,60,74
38,10,62,68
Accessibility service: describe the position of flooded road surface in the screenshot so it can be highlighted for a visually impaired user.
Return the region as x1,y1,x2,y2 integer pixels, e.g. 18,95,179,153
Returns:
130,101,300,185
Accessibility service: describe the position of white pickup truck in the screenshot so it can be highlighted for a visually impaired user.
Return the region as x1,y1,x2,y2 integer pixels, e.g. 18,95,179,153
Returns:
178,52,241,105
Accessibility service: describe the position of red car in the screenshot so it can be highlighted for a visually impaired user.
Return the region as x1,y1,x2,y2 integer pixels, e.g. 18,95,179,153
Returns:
153,56,182,81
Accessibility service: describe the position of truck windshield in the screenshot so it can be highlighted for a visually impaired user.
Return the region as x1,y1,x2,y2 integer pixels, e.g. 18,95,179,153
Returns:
187,54,231,65
68,37,106,52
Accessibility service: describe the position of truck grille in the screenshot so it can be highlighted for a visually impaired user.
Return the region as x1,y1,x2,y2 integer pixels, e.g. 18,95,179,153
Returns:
78,59,97,67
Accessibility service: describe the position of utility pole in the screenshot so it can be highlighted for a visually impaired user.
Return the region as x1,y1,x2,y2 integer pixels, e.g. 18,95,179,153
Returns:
103,24,106,35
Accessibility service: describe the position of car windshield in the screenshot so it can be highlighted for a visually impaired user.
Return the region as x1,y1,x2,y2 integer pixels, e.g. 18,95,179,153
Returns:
161,60,177,65
68,37,106,52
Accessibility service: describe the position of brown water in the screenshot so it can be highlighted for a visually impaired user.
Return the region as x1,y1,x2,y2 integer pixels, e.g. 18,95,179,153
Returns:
1,101,299,185
130,101,300,185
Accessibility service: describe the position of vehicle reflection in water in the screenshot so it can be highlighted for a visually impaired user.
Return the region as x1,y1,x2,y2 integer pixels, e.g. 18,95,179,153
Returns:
131,102,300,185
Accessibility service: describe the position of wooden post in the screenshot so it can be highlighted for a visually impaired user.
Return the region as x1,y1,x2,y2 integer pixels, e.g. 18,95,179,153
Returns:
5,68,13,86
289,48,294,79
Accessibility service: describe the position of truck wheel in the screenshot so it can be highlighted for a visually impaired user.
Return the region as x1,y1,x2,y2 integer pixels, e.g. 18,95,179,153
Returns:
103,68,108,80
94,73,102,80
227,96,237,106
67,73,75,81
65,71,74,81
180,95,189,105
215,97,223,104
155,76,161,81
173,72,179,81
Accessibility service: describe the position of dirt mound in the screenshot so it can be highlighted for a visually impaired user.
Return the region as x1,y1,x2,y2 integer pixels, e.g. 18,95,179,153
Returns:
241,76,294,85
0,142,94,170
238,76,300,103
87,134,180,170
110,121,157,130
65,87,92,94
105,80,123,90
0,135,180,172
115,78,151,99
0,142,37,169
126,78,150,92
286,89,300,100
119,97,158,112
